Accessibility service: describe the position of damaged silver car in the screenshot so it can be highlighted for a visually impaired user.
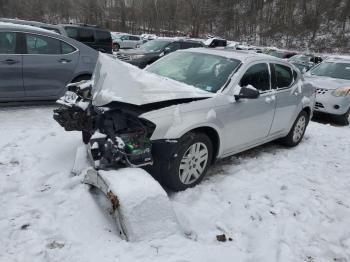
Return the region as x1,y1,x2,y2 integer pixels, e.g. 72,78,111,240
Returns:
54,49,315,191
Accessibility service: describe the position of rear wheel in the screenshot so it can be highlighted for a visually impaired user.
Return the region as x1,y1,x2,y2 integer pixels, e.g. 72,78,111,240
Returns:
163,133,213,191
280,111,308,147
113,43,120,51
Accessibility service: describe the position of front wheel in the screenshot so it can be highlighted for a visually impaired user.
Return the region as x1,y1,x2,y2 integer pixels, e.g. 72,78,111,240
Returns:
336,108,350,126
163,133,213,191
280,111,308,147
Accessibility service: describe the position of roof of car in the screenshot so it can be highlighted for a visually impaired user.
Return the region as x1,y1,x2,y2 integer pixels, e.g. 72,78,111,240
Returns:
59,23,109,31
0,21,58,34
182,48,282,62
326,56,350,63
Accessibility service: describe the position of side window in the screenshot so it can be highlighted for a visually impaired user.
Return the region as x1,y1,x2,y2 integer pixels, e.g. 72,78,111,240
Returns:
240,63,270,91
120,35,129,40
65,27,78,40
25,34,61,55
95,31,112,43
0,32,16,54
167,42,181,52
130,36,140,41
61,41,76,54
274,64,293,88
78,29,94,42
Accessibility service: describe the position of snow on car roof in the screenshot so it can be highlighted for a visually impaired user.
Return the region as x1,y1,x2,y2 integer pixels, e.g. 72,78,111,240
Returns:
181,47,278,62
0,21,58,34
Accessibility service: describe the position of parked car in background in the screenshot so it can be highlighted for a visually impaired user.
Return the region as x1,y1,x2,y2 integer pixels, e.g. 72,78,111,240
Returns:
305,57,350,125
0,19,113,53
203,37,227,48
115,38,203,68
0,22,98,102
54,49,315,191
288,54,323,72
59,24,112,54
112,33,142,51
266,49,298,59
0,18,65,34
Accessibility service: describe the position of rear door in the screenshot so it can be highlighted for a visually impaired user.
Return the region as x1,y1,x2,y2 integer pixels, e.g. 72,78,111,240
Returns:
269,63,300,135
0,31,24,100
22,33,79,98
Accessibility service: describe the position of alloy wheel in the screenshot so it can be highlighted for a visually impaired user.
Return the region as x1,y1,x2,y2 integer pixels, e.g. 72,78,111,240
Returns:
293,115,306,143
179,142,209,185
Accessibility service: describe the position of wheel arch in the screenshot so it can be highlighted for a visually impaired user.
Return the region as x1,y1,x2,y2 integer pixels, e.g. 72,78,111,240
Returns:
187,126,220,164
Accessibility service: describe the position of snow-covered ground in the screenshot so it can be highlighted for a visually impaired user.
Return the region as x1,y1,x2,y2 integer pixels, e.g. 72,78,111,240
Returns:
1,106,350,262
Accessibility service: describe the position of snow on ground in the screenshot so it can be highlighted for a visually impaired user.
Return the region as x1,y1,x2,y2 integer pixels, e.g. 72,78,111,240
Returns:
0,106,350,262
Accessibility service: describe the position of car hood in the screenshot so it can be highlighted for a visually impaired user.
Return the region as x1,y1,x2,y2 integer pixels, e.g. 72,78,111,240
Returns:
91,53,214,107
304,74,350,90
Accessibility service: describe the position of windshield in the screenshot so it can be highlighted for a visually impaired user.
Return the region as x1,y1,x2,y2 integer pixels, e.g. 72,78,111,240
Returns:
269,51,285,58
310,62,350,80
290,55,310,63
140,40,172,52
146,51,241,93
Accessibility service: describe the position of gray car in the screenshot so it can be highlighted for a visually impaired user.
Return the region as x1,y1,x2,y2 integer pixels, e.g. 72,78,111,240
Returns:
54,49,315,191
304,57,350,125
0,22,98,102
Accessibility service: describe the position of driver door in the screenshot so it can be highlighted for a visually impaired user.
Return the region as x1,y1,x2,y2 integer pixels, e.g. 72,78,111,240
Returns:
223,63,276,153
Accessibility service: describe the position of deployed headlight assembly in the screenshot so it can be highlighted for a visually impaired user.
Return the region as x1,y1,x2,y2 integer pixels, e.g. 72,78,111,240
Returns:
331,87,350,97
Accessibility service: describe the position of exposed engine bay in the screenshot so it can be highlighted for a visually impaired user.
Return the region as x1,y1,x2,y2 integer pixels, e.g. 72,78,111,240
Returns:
54,81,155,168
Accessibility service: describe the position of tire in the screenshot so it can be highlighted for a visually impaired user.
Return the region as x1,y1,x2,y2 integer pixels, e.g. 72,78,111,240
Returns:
336,108,350,126
113,43,120,51
162,133,213,191
280,110,309,147
71,75,91,83
82,131,92,144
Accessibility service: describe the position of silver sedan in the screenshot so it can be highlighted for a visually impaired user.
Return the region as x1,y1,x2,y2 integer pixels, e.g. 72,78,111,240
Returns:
54,49,315,191
304,57,350,125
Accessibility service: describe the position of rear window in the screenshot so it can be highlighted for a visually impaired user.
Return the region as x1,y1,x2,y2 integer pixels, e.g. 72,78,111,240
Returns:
95,30,111,43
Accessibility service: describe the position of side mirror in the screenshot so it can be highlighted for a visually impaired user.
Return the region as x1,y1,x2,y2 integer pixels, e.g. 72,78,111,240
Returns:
234,85,260,101
164,47,171,55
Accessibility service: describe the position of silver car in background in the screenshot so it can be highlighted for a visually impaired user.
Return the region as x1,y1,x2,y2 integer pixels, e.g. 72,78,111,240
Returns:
0,22,98,102
54,49,315,191
304,57,350,125
111,33,142,51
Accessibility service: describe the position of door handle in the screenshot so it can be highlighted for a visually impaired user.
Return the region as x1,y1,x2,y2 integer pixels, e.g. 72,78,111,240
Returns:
1,59,19,65
58,58,71,64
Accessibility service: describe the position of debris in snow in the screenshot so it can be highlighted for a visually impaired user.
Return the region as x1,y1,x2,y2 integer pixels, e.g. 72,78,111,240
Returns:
46,241,65,249
20,224,30,230
216,234,232,242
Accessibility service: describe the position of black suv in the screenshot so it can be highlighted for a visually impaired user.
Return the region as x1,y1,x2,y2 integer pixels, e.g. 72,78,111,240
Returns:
59,24,112,54
116,38,203,68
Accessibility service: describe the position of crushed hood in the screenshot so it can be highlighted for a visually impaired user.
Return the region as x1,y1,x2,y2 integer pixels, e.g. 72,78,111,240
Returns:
305,74,350,90
92,53,214,107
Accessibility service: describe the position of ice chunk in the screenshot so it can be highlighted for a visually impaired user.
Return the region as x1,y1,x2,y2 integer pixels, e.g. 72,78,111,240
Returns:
83,168,179,241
